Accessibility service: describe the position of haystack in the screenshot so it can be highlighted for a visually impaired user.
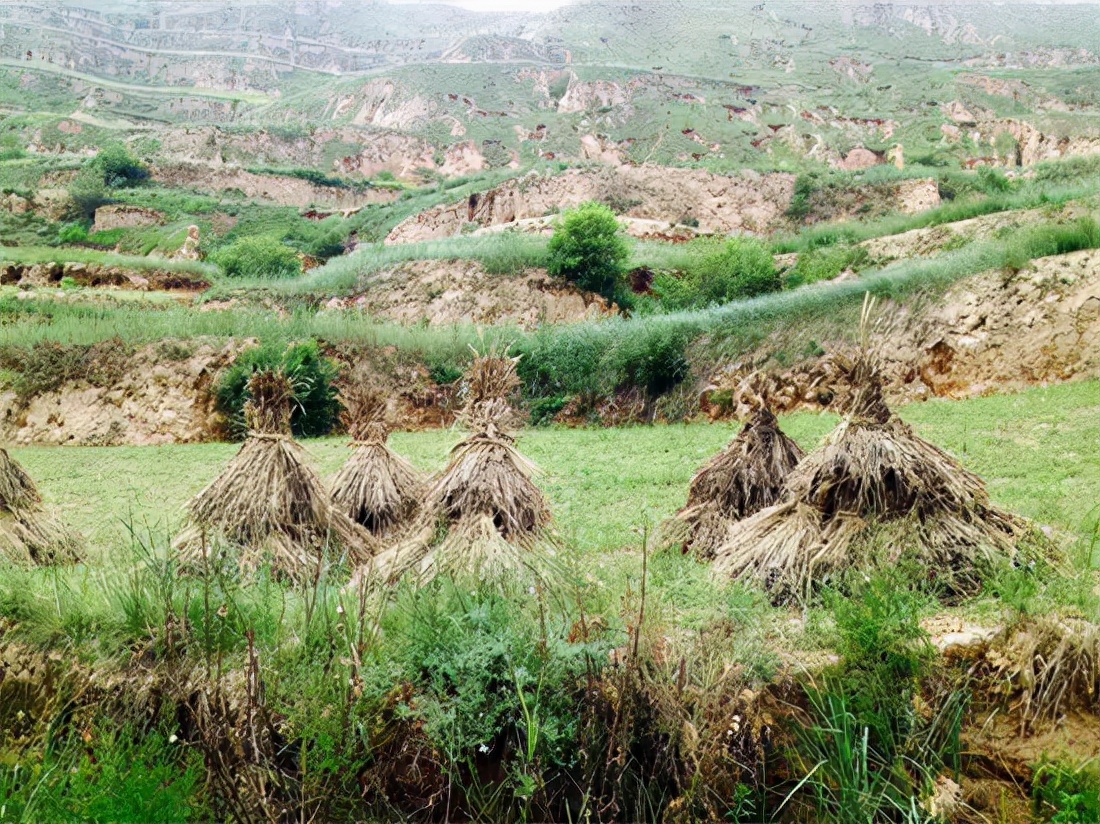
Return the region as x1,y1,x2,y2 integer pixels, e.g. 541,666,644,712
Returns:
366,350,554,584
174,370,375,580
330,377,424,538
0,447,79,566
712,308,1021,601
667,404,804,560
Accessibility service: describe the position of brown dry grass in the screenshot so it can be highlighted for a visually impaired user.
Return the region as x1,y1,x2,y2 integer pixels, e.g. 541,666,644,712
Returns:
361,352,555,585
0,447,80,566
667,408,804,560
986,616,1100,730
712,354,1021,601
330,378,425,538
174,371,375,580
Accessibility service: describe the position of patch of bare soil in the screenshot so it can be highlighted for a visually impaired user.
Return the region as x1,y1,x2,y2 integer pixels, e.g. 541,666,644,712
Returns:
151,163,399,209
704,249,1100,414
0,340,245,446
385,165,797,243
325,259,612,329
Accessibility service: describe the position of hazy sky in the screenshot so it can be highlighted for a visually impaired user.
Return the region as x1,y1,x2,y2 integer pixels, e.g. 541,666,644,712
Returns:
391,0,571,10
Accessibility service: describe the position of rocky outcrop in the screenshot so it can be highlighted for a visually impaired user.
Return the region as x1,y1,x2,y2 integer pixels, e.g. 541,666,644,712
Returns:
91,204,165,233
386,166,797,243
0,341,245,446
151,163,399,209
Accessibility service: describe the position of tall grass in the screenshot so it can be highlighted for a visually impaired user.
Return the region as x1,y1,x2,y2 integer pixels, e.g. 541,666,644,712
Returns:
0,245,216,276
2,218,1096,410
771,182,1099,254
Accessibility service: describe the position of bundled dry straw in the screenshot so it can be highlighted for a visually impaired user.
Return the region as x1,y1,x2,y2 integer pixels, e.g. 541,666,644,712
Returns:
986,616,1100,730
330,376,425,538
365,348,555,584
712,297,1021,601
0,447,80,566
174,370,375,580
667,401,804,560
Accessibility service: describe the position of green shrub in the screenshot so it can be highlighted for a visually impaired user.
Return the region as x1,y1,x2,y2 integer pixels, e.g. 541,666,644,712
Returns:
977,165,1012,194
653,237,779,310
213,235,302,279
215,340,339,438
546,201,629,302
87,227,126,247
94,143,149,188
57,222,89,245
785,245,869,289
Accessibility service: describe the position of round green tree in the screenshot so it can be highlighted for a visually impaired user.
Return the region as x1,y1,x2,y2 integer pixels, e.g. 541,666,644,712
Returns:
547,201,629,302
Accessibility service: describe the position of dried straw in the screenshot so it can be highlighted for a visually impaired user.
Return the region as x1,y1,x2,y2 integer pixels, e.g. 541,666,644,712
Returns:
330,379,425,538
0,447,80,566
986,616,1100,730
174,370,375,580
667,407,804,560
360,352,555,585
712,350,1020,601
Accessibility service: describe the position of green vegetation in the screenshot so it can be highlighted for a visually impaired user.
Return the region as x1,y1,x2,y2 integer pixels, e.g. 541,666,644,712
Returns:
652,236,779,310
214,340,341,438
212,234,303,279
547,201,630,303
1033,759,1100,823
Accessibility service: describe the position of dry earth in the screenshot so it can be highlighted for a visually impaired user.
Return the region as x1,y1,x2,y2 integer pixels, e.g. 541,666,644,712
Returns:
324,259,612,329
385,165,798,243
705,249,1100,415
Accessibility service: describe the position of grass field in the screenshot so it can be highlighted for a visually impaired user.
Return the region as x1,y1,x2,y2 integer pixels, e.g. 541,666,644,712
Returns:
14,380,1098,562
1,380,1096,822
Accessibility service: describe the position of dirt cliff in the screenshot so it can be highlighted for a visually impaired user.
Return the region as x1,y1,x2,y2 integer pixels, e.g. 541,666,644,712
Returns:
0,341,243,446
385,166,797,243
325,259,612,329
703,249,1100,415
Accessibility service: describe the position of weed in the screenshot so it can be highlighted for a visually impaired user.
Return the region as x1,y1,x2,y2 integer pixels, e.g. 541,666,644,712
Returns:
1033,759,1100,823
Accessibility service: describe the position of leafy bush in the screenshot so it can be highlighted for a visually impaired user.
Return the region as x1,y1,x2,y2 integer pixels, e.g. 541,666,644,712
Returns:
56,222,89,245
213,235,303,279
977,165,1012,194
94,143,149,188
653,237,779,310
215,340,340,438
785,245,869,289
547,201,629,302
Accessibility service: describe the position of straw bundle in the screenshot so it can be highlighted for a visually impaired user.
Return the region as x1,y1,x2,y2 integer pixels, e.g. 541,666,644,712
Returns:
0,448,80,566
330,378,424,538
712,353,1020,601
174,370,375,580
364,351,554,585
668,407,804,560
